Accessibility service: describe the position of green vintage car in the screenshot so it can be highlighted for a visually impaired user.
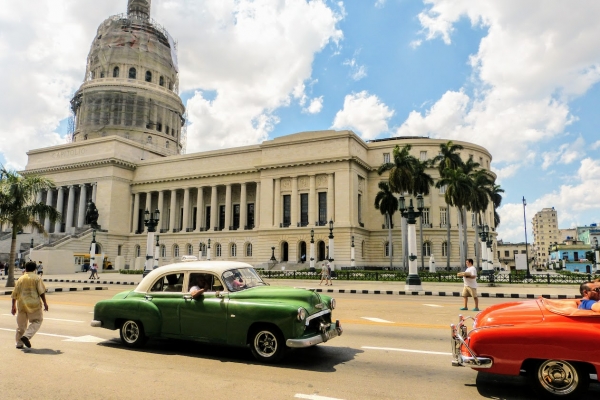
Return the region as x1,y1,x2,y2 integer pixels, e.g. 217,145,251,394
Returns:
91,261,342,362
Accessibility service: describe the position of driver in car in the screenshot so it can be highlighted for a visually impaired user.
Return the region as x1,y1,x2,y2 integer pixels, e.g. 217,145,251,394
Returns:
577,281,600,311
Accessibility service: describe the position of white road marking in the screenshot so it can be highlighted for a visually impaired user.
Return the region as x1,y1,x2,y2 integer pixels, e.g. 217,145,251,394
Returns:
295,394,345,400
0,327,104,342
422,304,443,308
363,346,451,356
3,314,84,323
0,327,72,339
361,317,393,323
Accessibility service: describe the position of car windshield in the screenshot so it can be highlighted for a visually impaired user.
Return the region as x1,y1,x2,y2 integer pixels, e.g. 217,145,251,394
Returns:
222,267,267,292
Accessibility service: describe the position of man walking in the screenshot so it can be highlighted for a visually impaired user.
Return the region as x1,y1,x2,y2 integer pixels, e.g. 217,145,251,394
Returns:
457,258,479,311
11,261,48,349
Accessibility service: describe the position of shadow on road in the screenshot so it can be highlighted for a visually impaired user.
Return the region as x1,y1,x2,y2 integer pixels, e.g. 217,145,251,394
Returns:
475,372,600,399
21,348,64,356
97,338,360,371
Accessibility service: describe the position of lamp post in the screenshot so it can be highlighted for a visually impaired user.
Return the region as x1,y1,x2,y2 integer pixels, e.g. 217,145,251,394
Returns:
399,194,424,291
142,208,160,277
90,229,97,272
309,229,315,271
351,236,356,268
154,235,160,270
593,237,599,273
207,239,212,261
478,223,489,272
522,197,531,279
328,220,335,270
29,238,34,261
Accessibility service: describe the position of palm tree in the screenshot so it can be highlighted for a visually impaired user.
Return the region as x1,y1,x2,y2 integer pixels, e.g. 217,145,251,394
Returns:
489,184,505,228
413,159,434,270
374,181,398,269
469,167,495,267
432,141,464,269
0,167,61,287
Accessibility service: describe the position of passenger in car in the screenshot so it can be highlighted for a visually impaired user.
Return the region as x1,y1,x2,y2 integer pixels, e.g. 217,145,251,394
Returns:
163,274,180,292
577,282,600,311
190,274,211,299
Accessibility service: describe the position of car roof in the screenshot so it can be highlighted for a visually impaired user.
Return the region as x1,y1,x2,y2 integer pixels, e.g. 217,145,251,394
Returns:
135,261,255,293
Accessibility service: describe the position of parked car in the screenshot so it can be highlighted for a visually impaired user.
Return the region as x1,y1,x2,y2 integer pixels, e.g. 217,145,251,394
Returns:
451,298,600,399
91,261,342,362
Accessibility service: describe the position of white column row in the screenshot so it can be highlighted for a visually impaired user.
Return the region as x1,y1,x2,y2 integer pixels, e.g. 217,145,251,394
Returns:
41,183,96,233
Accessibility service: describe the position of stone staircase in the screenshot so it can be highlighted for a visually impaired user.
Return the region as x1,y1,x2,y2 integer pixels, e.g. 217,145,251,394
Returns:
0,227,94,258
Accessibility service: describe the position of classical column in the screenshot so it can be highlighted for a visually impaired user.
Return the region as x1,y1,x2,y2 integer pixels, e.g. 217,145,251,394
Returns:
182,187,190,232
240,183,247,229
255,182,260,229
65,186,76,230
169,189,177,232
157,190,164,231
274,178,281,227
225,184,232,230
44,189,54,232
327,173,334,222
195,187,204,231
309,175,316,225
144,192,152,232
291,177,298,227
54,187,65,232
92,183,97,203
210,186,218,230
77,184,87,228
132,193,140,233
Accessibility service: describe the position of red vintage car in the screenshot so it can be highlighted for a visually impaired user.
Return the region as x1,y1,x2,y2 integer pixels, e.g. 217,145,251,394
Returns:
451,297,600,399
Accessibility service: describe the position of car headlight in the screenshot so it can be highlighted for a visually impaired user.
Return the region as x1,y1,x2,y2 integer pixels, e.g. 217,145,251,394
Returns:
330,298,336,310
297,307,307,321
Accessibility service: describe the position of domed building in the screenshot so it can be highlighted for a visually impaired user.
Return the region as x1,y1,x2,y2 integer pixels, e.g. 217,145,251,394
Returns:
11,0,498,275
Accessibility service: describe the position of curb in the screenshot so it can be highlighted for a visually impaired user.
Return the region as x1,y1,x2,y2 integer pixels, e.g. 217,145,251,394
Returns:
1,286,109,296
42,279,138,286
309,288,582,299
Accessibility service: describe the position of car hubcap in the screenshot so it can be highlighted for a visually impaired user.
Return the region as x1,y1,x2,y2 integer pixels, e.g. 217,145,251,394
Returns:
254,331,277,358
123,321,140,343
538,360,578,395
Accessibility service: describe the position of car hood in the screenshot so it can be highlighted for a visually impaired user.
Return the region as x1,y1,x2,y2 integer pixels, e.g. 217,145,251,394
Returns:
474,300,544,328
229,286,326,310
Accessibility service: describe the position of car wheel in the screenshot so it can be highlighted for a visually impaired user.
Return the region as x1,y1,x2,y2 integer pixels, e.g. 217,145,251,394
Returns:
250,327,285,363
528,359,590,399
119,320,147,348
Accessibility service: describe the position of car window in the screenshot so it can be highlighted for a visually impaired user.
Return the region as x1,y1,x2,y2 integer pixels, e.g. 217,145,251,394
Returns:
150,273,184,293
189,273,211,292
222,268,266,292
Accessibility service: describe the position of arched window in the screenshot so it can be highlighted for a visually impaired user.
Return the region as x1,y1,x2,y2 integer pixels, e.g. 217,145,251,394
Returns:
246,243,252,257
442,242,448,257
173,244,180,258
157,123,162,132
159,76,164,86
231,243,237,257
385,241,392,257
113,66,120,77
135,245,141,257
160,245,166,258
145,71,152,82
199,243,206,257
216,243,222,257
423,242,431,257
147,136,152,143
129,67,136,79
186,244,193,256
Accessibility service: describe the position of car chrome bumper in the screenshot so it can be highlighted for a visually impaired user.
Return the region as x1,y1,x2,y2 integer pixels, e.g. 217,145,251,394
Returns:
90,320,102,327
450,319,493,369
286,320,343,348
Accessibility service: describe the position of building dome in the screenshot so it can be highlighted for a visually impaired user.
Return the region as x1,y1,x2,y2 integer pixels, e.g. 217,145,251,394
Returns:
70,0,185,156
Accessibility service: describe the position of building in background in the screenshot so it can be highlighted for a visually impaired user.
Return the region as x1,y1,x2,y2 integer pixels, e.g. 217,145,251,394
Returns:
497,241,532,271
532,207,559,267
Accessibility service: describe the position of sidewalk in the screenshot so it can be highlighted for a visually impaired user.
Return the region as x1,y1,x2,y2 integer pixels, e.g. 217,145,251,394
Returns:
0,272,583,299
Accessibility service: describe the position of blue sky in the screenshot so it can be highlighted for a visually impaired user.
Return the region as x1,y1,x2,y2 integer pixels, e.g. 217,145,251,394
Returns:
2,0,600,244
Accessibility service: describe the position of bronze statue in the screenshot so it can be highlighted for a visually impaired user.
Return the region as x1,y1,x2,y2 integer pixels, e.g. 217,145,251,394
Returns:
85,200,100,228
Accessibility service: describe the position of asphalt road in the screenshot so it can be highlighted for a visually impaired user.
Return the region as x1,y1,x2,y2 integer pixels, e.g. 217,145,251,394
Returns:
0,288,598,400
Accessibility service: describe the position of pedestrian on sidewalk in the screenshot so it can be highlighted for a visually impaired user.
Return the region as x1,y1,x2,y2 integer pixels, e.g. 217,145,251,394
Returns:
457,258,479,311
92,263,100,279
88,263,99,279
319,262,331,286
11,260,49,349
36,261,43,277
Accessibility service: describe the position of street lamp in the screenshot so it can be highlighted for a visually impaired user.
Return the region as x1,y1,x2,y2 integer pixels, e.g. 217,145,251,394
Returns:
478,223,489,272
90,229,97,273
399,194,425,291
309,229,315,271
154,235,160,270
328,220,335,267
142,208,160,277
207,238,212,261
522,197,531,279
351,236,356,268
29,238,34,261
592,237,599,273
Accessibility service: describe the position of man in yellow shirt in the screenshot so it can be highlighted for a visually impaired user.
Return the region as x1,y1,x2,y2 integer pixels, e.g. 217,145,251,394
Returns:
11,261,48,349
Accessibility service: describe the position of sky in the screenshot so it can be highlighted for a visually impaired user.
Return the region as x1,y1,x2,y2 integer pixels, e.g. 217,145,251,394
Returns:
1,0,600,244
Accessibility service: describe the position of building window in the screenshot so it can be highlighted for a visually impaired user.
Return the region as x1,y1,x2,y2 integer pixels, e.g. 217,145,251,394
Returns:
135,245,141,257
439,185,447,194
420,151,427,161
247,203,255,228
173,244,179,257
318,192,327,224
100,71,105,78
160,245,166,258
186,244,193,256
159,76,164,86
358,194,363,224
361,240,365,259
157,123,162,132
442,242,448,257
145,71,152,82
385,241,393,257
219,205,225,230
300,193,308,226
113,67,120,77
422,208,430,225
440,207,447,226
118,245,122,256
198,243,206,257
216,243,222,257
233,204,240,229
129,67,136,79
383,153,390,163
504,250,509,257
205,206,211,230
246,243,252,257
282,195,291,227
423,242,431,256
231,243,237,257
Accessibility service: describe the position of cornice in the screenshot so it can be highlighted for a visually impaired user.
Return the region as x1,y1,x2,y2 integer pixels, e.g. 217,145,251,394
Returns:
256,156,373,172
22,158,137,175
132,169,258,187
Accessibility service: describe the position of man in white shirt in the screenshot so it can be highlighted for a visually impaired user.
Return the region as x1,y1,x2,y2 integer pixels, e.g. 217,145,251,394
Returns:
457,258,479,311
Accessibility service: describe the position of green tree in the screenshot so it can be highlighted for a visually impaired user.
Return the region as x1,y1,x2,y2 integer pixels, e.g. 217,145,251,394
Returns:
374,181,398,269
489,184,505,228
0,167,61,287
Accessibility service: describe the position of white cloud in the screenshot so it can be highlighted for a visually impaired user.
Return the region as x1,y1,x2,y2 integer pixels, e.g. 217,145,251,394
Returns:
343,57,367,81
375,0,386,9
591,140,600,150
303,96,324,114
540,137,586,170
331,91,394,140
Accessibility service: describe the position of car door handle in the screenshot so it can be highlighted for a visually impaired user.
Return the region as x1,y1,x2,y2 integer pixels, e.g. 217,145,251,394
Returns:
183,294,192,301
144,295,153,301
